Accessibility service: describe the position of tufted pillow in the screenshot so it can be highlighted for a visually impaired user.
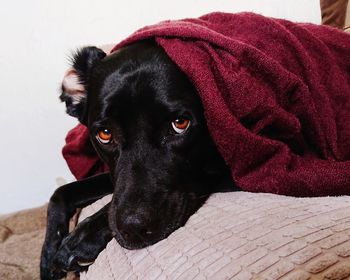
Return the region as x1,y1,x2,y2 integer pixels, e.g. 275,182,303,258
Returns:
78,192,350,280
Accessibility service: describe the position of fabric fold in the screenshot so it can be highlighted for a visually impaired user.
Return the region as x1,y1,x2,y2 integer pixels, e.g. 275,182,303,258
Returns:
63,12,350,196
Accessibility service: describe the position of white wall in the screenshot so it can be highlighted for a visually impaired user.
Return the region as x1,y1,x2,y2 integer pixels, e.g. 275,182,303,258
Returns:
0,0,321,214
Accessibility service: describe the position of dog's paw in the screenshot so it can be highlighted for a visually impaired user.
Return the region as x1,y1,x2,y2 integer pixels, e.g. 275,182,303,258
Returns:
51,216,112,274
51,238,96,274
40,253,67,280
40,233,67,280
40,267,66,280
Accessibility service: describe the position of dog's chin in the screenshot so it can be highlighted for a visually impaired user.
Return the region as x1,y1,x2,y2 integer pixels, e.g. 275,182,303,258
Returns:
112,224,180,250
112,208,192,250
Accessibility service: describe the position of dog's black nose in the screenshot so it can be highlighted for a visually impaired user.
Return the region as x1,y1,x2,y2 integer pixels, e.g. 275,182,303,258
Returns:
118,215,154,242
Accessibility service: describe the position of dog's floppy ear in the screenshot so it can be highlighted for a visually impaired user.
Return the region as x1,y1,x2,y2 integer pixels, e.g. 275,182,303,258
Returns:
60,46,106,123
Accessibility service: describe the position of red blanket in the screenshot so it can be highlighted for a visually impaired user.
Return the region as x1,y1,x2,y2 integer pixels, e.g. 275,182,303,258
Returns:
63,12,350,196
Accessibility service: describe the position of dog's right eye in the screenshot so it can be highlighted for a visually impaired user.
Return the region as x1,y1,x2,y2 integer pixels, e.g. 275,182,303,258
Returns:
96,128,112,144
171,117,190,134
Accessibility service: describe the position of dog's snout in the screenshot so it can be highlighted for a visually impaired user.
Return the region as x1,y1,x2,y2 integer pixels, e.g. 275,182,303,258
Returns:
118,214,154,242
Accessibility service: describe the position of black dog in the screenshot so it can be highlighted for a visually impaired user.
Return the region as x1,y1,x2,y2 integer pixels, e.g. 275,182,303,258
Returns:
40,40,235,279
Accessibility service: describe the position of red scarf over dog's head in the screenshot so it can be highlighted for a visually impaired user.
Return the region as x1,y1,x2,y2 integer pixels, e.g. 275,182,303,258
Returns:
63,12,350,197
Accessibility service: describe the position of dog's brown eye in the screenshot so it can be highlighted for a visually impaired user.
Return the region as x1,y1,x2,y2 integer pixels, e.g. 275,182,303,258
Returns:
172,118,190,134
96,128,112,144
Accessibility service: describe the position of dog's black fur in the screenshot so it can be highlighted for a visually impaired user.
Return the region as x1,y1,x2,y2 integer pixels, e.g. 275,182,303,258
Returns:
40,40,235,279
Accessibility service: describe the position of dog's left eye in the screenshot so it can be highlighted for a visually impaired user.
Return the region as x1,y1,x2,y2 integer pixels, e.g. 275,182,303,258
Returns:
172,117,190,134
96,128,112,144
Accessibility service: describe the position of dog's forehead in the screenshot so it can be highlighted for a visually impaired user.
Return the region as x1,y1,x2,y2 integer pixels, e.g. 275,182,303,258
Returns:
100,70,195,121
89,47,199,122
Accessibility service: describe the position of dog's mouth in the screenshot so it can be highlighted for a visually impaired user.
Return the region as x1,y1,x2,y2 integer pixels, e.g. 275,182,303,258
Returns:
110,193,208,250
111,222,179,250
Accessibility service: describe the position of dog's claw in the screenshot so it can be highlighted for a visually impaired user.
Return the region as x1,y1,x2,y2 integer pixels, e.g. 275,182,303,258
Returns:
67,255,77,268
78,260,95,266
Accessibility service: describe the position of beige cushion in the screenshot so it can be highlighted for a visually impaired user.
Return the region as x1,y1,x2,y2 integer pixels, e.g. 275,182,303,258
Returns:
0,205,47,280
79,192,350,280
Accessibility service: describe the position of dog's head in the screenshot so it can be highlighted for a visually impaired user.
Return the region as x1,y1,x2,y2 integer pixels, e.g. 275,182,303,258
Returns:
61,40,233,249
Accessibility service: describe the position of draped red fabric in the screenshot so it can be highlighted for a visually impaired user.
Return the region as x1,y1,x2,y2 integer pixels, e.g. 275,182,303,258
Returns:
62,123,108,180
63,12,350,196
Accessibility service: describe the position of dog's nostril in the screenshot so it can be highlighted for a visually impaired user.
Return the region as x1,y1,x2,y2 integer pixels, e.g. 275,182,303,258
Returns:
119,229,130,240
118,215,154,242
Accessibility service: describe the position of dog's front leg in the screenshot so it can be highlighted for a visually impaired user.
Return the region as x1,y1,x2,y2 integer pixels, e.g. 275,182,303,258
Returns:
40,173,113,280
